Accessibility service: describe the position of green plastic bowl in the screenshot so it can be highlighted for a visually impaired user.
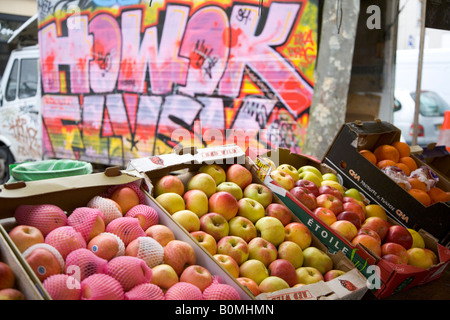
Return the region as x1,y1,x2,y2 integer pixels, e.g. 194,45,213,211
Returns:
11,159,93,182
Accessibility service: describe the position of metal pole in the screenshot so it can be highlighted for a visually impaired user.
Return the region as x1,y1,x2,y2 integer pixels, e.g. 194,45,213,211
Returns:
412,0,427,146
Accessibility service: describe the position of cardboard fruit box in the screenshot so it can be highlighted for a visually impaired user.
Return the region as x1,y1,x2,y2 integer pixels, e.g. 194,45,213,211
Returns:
321,120,450,247
0,224,46,300
0,168,251,300
128,144,369,300
246,146,450,299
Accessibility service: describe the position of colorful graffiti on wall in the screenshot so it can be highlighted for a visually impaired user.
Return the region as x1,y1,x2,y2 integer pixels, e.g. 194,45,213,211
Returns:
38,0,317,166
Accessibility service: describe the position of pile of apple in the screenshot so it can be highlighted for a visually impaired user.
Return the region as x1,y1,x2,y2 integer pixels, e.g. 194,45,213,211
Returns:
153,163,348,296
7,183,241,300
0,261,26,300
268,162,440,270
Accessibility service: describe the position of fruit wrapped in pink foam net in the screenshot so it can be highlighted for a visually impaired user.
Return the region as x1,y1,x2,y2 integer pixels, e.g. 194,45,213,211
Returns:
67,207,105,241
87,196,123,225
203,283,240,300
126,236,164,268
104,256,152,291
45,226,87,259
14,204,68,236
125,283,165,300
102,182,147,205
81,273,124,300
22,243,65,281
65,248,108,281
165,282,204,300
105,217,146,246
125,204,159,230
43,274,81,300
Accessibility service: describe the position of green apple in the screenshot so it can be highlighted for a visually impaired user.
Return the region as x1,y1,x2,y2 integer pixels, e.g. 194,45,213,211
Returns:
198,164,226,185
239,259,269,285
302,247,333,275
258,276,290,293
171,210,200,232
243,183,273,208
277,241,304,269
187,173,217,198
237,198,265,224
216,182,243,201
155,192,185,215
270,169,295,190
298,171,322,188
297,165,323,180
228,216,257,243
183,189,209,218
255,216,285,247
322,173,339,182
343,188,364,202
295,266,323,285
277,164,300,182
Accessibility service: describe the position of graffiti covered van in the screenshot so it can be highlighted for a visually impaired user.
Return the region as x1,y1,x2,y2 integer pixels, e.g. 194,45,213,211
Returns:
0,0,318,176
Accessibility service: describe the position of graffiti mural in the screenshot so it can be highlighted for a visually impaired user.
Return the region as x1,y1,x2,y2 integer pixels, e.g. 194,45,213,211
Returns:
37,0,318,166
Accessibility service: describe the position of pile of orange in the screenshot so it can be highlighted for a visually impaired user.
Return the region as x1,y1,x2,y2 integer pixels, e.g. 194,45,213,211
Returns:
359,141,450,206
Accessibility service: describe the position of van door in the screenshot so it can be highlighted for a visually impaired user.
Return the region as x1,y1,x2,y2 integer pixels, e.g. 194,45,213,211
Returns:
0,49,42,183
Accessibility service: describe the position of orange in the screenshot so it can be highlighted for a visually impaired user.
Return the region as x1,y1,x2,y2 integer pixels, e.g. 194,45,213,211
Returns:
373,144,400,163
359,149,377,165
392,141,411,158
407,177,427,192
395,163,411,176
408,188,432,206
427,187,450,203
398,156,418,173
376,160,397,169
364,204,387,221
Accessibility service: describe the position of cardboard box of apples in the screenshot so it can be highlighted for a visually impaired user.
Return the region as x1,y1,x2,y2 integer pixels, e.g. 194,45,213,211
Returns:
0,167,251,300
0,224,45,300
127,144,368,300
247,146,450,299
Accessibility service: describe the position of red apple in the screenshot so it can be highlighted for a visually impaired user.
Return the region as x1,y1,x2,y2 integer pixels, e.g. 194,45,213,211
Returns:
357,227,381,244
265,203,292,226
237,277,260,296
342,202,365,223
217,236,249,265
315,194,343,215
163,240,196,276
226,164,253,190
247,237,277,267
381,242,409,264
180,265,213,292
208,191,239,221
336,211,361,229
295,179,320,197
318,185,343,201
351,234,382,257
323,269,346,281
0,288,25,300
8,225,45,253
154,175,185,197
289,187,317,211
0,262,15,290
284,222,312,250
382,254,404,265
361,217,389,241
268,259,298,287
384,225,413,250
199,212,229,241
313,207,337,226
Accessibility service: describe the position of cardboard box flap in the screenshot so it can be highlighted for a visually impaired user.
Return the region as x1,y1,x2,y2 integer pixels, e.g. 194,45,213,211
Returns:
344,120,402,151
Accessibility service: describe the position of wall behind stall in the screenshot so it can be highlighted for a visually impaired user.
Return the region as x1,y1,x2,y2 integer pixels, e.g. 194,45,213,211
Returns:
37,0,319,167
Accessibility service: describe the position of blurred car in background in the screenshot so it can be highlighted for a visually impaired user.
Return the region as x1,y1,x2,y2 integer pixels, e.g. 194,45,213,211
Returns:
393,90,450,147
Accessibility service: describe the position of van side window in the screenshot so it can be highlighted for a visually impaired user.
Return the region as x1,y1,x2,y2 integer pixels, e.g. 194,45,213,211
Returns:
5,59,18,101
18,58,38,99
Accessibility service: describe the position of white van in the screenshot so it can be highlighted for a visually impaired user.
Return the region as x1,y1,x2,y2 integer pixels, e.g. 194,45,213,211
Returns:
0,45,41,183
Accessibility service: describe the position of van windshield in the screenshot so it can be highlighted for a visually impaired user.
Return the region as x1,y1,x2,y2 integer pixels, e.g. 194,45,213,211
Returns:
410,91,450,117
